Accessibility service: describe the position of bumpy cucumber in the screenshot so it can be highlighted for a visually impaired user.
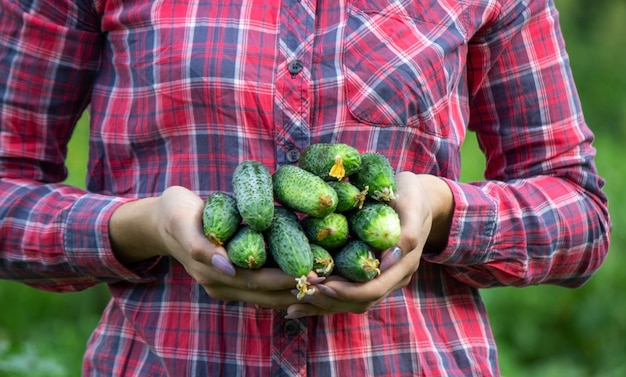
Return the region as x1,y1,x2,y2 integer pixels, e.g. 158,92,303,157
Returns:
232,160,274,232
265,210,314,299
334,240,380,282
226,226,267,269
273,205,300,224
299,143,362,181
273,164,338,218
350,152,398,201
326,180,367,212
300,213,349,250
349,202,401,250
202,192,242,246
311,244,334,277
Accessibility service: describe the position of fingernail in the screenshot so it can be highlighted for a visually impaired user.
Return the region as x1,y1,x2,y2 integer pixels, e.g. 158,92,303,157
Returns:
211,254,236,277
308,276,326,284
291,289,316,303
285,311,306,319
380,246,402,272
316,284,338,298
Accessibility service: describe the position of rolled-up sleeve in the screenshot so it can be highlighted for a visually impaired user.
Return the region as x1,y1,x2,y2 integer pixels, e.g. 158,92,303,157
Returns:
0,0,157,291
422,0,611,288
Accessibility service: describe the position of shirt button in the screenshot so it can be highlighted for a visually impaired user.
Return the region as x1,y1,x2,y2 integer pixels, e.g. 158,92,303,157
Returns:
288,59,303,75
286,148,301,162
283,320,300,336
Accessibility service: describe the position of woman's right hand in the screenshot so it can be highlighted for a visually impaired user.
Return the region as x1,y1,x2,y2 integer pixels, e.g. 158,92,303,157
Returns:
109,185,313,309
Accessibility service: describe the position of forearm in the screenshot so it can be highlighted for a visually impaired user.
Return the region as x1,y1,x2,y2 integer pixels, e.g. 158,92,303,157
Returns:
109,196,166,264
0,178,155,291
426,175,610,288
414,174,454,251
440,0,611,288
109,186,233,277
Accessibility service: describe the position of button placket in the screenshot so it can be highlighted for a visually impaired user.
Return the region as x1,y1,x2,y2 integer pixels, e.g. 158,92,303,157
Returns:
273,0,315,168
272,311,308,376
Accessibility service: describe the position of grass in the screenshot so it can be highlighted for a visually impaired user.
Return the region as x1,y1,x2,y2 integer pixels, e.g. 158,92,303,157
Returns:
0,284,109,377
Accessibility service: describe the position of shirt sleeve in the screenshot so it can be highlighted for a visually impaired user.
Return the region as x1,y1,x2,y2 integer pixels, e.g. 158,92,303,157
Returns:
422,0,611,288
0,0,157,292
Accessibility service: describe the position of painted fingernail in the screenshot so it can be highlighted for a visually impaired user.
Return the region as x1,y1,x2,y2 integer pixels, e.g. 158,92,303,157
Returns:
380,246,402,272
211,254,236,277
308,276,326,284
316,284,338,298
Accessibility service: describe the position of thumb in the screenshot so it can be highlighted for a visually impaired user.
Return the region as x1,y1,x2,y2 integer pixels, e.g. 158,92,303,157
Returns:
379,246,403,272
210,252,237,277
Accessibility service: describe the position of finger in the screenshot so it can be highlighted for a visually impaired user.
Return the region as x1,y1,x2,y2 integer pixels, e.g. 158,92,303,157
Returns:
318,247,422,304
377,245,422,288
285,286,378,317
231,269,323,293
161,198,237,278
283,252,421,316
285,303,327,318
210,253,237,277
203,284,299,310
232,267,310,291
379,245,402,272
184,237,237,278
284,303,318,319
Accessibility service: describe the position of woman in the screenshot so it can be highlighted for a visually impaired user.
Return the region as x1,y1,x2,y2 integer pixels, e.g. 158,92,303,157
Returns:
0,0,610,375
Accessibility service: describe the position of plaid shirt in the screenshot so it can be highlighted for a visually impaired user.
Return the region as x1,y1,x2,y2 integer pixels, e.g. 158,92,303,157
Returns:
0,0,610,375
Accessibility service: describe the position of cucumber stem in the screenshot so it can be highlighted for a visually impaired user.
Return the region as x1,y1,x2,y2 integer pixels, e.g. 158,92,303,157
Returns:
317,194,335,213
316,228,332,241
247,255,256,268
206,232,224,246
314,257,334,276
355,186,369,209
371,186,398,202
361,256,381,276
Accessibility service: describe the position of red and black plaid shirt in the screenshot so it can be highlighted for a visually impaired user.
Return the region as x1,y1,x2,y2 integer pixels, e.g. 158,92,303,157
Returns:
0,0,610,375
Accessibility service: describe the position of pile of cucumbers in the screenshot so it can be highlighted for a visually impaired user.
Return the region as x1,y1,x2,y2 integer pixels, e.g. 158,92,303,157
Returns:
202,143,401,299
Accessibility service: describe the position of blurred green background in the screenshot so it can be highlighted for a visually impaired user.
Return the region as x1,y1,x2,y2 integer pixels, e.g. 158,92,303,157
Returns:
1,1,624,376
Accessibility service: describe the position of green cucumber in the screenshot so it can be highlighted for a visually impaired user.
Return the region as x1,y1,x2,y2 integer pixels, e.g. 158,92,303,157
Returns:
299,143,362,181
334,240,380,282
265,209,314,299
232,160,274,232
350,152,398,201
202,192,242,246
311,244,334,277
226,226,267,269
326,180,367,212
260,207,300,269
349,202,401,250
300,213,349,250
272,205,300,224
273,164,338,218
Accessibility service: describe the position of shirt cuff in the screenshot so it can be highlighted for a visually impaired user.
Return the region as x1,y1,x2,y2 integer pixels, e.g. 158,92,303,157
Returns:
422,179,498,266
64,193,160,283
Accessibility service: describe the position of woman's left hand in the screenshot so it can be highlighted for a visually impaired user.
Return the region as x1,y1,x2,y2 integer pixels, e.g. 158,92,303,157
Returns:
285,172,454,318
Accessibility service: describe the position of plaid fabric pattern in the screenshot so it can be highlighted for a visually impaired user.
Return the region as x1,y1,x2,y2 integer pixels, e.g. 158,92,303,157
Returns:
0,0,610,375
